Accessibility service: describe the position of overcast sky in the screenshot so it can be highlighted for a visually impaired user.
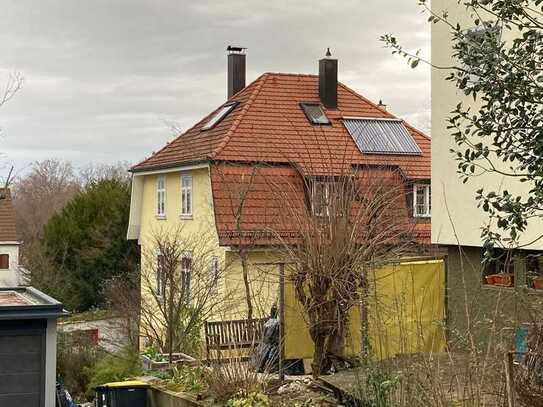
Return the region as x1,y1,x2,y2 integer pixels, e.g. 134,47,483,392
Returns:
0,0,430,179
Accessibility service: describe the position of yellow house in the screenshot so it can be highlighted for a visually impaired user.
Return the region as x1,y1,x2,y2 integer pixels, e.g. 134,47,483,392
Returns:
127,49,433,341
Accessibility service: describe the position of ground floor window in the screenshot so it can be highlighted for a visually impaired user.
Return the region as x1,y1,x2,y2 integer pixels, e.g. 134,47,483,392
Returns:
481,249,543,289
526,251,543,290
482,248,515,287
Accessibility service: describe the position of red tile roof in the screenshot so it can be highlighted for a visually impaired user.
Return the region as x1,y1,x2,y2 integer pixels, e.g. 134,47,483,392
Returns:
133,72,431,247
132,73,430,179
0,189,17,242
211,164,430,246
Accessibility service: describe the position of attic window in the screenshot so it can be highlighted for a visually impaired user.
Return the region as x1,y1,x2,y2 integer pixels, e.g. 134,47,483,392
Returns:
343,117,422,155
300,103,330,125
201,102,238,130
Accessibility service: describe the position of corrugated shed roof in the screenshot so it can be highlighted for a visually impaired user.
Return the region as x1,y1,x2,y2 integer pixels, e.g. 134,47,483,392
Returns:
0,189,17,242
132,73,431,179
343,118,422,155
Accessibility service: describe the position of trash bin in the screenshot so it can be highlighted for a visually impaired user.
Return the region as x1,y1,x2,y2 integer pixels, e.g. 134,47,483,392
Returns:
95,380,149,407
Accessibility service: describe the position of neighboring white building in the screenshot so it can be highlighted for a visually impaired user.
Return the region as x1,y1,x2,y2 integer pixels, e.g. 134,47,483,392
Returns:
431,1,543,343
0,188,22,286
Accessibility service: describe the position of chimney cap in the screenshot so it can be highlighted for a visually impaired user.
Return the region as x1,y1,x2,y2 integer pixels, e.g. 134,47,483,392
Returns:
227,45,247,54
325,47,332,57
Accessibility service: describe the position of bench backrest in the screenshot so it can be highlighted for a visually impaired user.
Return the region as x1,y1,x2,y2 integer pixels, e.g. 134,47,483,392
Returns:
204,318,266,351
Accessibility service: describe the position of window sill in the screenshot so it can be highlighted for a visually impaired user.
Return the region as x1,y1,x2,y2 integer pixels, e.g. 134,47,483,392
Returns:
179,214,193,220
481,284,515,291
155,215,167,220
525,287,543,295
413,214,431,219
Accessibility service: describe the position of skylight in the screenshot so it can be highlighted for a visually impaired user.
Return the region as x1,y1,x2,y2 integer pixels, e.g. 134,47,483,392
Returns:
300,103,330,125
201,102,238,130
343,117,422,155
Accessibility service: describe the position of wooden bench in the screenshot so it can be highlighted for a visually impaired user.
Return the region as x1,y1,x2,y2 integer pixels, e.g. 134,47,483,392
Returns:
204,318,266,359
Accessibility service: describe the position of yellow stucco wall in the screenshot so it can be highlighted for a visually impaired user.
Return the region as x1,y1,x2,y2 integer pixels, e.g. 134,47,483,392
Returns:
431,2,543,249
284,260,446,361
136,167,280,325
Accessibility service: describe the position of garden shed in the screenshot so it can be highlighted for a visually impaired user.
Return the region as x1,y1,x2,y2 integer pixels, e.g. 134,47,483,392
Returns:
0,286,67,407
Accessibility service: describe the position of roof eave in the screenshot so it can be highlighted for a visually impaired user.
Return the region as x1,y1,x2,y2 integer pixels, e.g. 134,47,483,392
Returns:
130,160,210,175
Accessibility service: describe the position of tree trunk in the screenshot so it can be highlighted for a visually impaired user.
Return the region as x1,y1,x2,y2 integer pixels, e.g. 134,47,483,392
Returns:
311,332,327,377
240,252,253,322
168,275,174,365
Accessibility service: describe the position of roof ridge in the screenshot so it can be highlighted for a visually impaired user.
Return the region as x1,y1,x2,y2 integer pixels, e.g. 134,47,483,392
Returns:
208,73,270,160
263,72,318,78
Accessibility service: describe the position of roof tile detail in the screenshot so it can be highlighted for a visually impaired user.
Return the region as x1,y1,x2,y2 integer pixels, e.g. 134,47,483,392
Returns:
211,164,429,246
132,73,430,179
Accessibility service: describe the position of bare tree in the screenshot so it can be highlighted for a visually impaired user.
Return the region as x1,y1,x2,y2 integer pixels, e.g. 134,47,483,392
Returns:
0,72,23,183
104,272,141,351
12,159,80,247
78,161,131,186
0,72,23,109
212,162,263,322
140,226,227,363
269,164,417,376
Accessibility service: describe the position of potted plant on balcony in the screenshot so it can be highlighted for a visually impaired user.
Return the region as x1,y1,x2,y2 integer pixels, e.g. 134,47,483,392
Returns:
493,272,514,287
529,275,543,290
485,268,514,287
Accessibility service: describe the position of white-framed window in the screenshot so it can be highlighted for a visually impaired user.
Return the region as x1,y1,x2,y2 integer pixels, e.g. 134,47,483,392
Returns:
413,184,431,218
312,181,330,217
156,175,166,218
181,252,192,303
209,256,219,292
156,253,166,298
461,24,502,83
180,175,193,217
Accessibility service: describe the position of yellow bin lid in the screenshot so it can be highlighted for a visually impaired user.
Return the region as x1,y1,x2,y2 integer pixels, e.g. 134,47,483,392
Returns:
102,380,150,389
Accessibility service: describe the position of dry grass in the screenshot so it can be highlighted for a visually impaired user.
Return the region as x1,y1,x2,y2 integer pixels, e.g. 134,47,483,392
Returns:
205,357,270,401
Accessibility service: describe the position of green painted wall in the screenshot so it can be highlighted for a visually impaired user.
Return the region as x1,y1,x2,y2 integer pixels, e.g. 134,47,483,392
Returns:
445,246,543,349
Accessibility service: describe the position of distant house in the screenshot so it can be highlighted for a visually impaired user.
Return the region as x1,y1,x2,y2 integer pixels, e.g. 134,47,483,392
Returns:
0,188,23,286
128,49,433,327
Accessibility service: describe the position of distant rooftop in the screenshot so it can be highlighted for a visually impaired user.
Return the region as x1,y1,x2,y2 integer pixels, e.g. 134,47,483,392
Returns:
0,290,35,306
0,287,68,320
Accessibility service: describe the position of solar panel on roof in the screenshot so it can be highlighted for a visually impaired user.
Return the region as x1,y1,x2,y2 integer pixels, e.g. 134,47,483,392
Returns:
343,118,422,155
201,102,238,130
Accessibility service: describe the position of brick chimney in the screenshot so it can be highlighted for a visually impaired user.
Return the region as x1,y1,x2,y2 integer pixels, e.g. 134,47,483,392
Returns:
319,48,338,109
227,45,246,99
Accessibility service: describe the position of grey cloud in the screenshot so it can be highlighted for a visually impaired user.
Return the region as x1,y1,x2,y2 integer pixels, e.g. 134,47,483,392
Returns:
0,0,430,176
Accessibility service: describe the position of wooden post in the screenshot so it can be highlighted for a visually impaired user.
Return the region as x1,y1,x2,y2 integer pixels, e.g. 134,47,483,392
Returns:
504,351,515,407
279,262,285,382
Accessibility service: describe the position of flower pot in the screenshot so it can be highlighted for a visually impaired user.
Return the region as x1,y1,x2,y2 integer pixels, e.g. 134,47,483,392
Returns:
493,273,514,287
485,274,496,285
532,277,543,290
